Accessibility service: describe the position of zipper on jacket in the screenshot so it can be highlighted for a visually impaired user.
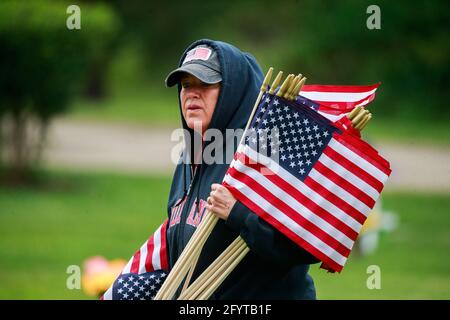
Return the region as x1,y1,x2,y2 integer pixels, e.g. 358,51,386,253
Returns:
177,164,200,258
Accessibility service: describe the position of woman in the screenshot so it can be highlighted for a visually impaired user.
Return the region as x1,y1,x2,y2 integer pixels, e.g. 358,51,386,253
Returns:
103,39,319,300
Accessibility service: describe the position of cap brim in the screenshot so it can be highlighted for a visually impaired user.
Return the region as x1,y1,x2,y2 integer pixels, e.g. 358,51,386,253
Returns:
165,63,222,87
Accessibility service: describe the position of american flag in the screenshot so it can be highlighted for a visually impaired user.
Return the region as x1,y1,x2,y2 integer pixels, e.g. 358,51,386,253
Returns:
223,93,391,272
183,47,212,63
300,83,380,122
101,220,169,299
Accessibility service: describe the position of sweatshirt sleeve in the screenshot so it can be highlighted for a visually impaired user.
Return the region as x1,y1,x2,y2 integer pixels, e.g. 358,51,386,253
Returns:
226,200,320,266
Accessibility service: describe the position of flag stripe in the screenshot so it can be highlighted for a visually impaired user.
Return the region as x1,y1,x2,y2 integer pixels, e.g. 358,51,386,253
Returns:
302,83,380,93
242,146,364,232
159,220,169,270
224,174,346,270
229,164,354,253
324,146,384,192
144,233,156,272
313,162,375,208
317,111,346,122
138,241,148,274
102,287,113,300
331,136,391,178
300,89,377,103
319,153,380,201
235,154,360,238
313,94,376,110
308,169,371,216
151,224,162,270
119,219,169,276
103,219,169,300
303,176,367,224
129,250,141,274
121,258,133,275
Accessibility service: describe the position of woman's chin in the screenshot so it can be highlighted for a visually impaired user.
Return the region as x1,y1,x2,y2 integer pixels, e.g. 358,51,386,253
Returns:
186,118,206,132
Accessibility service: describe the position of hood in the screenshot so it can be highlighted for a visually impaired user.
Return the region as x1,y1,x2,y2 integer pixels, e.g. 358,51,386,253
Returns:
167,39,264,208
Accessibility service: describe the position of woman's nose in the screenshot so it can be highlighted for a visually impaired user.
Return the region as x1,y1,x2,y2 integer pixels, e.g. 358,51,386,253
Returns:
185,87,201,99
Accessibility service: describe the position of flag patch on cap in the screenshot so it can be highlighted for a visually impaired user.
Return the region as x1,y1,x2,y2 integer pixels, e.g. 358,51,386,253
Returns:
183,47,212,64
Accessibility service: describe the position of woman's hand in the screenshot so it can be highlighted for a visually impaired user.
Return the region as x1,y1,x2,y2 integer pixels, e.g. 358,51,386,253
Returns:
206,183,237,221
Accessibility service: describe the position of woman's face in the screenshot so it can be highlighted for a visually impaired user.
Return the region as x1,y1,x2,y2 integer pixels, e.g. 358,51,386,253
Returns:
180,73,221,133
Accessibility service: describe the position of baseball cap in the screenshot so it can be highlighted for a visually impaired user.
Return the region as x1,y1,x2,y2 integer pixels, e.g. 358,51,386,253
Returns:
165,44,222,87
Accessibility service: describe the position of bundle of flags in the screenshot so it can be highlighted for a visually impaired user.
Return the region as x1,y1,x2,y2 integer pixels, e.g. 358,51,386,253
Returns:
102,80,391,300
223,84,391,272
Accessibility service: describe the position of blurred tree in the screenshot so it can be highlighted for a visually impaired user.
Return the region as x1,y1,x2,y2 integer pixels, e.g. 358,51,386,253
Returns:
0,0,119,181
104,0,449,121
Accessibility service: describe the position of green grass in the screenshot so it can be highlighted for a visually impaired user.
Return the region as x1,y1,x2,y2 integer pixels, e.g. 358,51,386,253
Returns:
0,171,171,299
0,171,449,299
310,192,450,299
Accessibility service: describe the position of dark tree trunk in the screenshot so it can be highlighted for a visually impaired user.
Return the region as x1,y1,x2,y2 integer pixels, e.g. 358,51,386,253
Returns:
33,116,49,167
10,108,28,179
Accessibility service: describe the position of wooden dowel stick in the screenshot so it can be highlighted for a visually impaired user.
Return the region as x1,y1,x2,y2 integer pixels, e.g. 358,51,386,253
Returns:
180,242,202,294
286,75,300,99
238,67,273,147
297,77,307,93
179,237,246,300
184,239,247,300
155,213,217,299
290,77,304,101
352,108,367,125
284,74,297,98
356,113,372,130
156,211,214,297
348,106,362,120
360,114,372,130
178,237,244,299
197,246,250,300
269,71,283,94
276,74,293,97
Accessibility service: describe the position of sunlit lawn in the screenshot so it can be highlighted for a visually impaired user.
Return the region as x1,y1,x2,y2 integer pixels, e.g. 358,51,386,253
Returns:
310,192,450,299
0,171,449,299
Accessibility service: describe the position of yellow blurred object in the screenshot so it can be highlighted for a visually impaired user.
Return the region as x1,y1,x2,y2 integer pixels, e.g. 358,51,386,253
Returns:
81,256,126,297
360,208,382,234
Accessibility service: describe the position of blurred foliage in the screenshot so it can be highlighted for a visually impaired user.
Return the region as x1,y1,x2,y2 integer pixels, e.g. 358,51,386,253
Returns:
0,0,119,119
100,0,449,121
0,0,119,176
0,0,449,177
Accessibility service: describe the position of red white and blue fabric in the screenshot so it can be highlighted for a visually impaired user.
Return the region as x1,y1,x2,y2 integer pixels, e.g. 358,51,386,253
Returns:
223,93,391,272
101,220,169,300
299,83,380,122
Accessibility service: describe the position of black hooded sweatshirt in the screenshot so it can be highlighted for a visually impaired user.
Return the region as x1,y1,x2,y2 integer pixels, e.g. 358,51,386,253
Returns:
166,39,319,300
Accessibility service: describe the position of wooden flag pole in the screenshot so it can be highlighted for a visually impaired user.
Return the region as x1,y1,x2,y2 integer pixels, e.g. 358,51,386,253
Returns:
181,238,247,300
154,211,217,299
178,237,244,299
180,238,203,293
197,245,250,300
